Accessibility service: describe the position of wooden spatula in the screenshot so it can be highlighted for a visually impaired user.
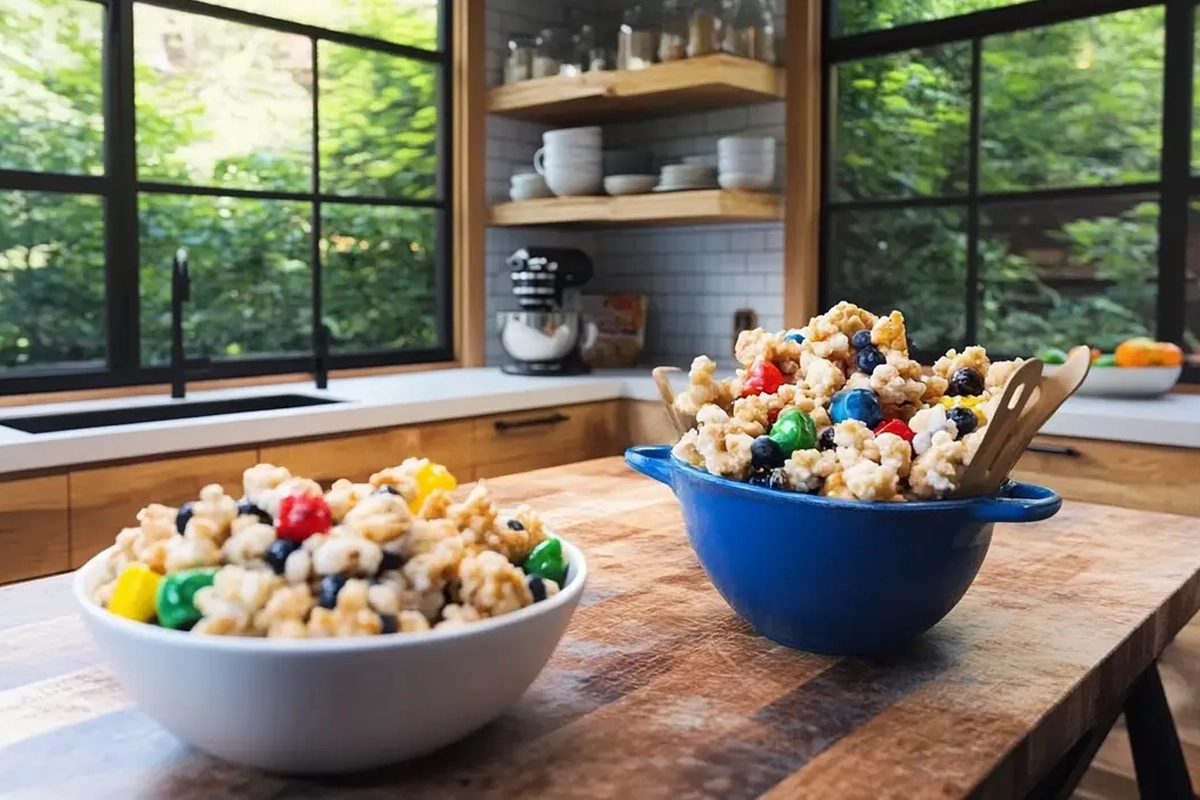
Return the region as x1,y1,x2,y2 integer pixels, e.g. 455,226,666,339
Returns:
979,345,1092,494
652,366,692,437
954,357,1044,498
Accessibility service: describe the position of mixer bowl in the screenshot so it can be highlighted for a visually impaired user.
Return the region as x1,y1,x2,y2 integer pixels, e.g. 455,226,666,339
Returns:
497,311,597,363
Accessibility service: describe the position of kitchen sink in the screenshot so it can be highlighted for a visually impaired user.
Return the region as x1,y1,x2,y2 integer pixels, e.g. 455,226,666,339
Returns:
0,394,342,434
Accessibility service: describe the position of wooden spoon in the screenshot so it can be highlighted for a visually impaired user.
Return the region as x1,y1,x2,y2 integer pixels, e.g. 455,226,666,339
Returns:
981,345,1092,493
652,366,692,437
954,357,1044,498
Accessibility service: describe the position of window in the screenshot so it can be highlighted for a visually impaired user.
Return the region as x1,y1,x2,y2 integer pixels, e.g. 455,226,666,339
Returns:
0,0,451,394
822,0,1197,381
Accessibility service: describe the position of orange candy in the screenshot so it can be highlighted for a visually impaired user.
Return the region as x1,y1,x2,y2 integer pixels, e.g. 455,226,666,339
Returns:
1114,338,1184,367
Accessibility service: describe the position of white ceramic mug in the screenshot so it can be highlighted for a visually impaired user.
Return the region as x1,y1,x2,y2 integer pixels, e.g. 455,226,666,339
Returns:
534,147,602,176
542,126,602,148
718,135,776,154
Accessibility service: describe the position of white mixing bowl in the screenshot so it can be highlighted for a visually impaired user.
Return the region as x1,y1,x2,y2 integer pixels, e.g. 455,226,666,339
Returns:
74,538,588,774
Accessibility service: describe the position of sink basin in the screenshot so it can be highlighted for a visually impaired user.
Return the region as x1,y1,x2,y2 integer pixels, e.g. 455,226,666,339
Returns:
0,394,342,434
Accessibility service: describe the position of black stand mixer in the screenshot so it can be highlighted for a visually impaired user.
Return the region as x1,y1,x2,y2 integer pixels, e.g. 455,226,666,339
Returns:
497,247,596,377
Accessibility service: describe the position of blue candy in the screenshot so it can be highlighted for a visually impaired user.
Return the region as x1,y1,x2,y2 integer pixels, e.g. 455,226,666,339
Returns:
784,329,805,344
829,388,882,429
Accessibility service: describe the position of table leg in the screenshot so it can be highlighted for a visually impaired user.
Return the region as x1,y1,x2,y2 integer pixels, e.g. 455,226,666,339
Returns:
1125,662,1195,800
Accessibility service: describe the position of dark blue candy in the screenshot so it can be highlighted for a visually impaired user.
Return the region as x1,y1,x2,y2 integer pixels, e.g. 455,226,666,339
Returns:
829,388,882,429
851,330,872,350
946,406,979,437
506,519,525,531
785,330,805,344
750,435,784,470
319,574,349,610
374,485,400,496
236,498,272,525
527,574,547,603
817,427,836,451
175,502,195,535
379,614,398,634
265,538,301,576
856,345,887,374
379,549,403,572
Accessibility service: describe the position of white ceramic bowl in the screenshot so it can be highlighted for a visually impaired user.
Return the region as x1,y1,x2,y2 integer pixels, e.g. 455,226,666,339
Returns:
545,171,604,196
510,185,555,201
542,126,602,148
718,171,774,191
1048,364,1182,397
604,174,658,195
74,539,588,775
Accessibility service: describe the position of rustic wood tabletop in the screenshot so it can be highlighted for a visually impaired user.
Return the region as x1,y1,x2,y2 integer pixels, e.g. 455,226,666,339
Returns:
2,456,1200,799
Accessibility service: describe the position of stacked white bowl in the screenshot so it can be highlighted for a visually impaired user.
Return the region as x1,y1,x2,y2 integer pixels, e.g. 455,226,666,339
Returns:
510,170,553,202
717,136,776,191
534,126,603,197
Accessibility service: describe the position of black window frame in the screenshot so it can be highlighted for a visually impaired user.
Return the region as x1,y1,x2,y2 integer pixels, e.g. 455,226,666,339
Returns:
819,0,1196,383
0,0,454,396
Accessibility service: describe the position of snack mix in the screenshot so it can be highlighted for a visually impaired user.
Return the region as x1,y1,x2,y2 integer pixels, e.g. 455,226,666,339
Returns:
93,459,570,637
671,301,1026,501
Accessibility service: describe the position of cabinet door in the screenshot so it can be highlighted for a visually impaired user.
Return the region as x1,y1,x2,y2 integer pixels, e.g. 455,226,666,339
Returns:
474,401,624,478
1012,435,1200,517
627,400,679,446
0,474,70,584
258,420,475,486
69,449,258,568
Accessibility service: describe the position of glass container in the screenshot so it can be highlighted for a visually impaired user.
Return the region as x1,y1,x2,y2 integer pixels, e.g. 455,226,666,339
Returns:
534,26,569,78
687,0,724,58
617,3,657,71
504,33,536,84
658,0,689,62
723,0,776,63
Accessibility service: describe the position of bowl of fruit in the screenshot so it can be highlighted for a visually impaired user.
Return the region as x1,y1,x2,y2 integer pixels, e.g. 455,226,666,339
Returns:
1039,338,1183,398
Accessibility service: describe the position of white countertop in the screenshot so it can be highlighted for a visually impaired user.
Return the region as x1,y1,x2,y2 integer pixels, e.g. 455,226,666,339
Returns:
0,367,1196,475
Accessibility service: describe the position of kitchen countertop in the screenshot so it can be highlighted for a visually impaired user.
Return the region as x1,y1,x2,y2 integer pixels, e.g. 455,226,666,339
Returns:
0,367,1197,475
3,459,1200,798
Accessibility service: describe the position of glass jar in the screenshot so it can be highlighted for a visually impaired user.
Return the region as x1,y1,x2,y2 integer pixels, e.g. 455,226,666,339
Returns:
723,0,776,63
504,33,536,84
569,23,599,75
617,3,658,71
534,26,569,78
658,0,689,63
687,0,724,58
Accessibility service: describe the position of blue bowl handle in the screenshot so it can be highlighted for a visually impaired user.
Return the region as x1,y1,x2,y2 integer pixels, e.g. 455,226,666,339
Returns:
625,445,675,488
968,480,1062,523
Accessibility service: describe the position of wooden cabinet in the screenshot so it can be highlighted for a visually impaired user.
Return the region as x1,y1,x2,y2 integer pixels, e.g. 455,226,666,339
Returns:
0,475,70,584
473,400,623,479
626,400,678,446
1012,435,1200,517
68,449,259,568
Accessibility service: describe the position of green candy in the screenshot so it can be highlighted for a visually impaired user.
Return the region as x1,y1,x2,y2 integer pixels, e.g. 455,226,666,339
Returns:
768,407,816,456
1094,353,1116,367
523,538,567,585
1036,347,1068,365
155,567,220,630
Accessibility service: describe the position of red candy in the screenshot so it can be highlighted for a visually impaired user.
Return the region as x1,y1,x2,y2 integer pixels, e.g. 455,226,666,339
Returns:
741,360,784,398
873,418,915,443
276,493,332,542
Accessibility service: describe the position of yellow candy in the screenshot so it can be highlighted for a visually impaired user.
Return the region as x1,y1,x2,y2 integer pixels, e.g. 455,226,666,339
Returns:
939,395,983,409
409,462,457,513
108,563,163,622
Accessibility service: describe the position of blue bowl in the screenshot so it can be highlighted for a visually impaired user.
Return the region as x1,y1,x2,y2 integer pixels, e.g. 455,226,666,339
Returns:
625,445,1062,656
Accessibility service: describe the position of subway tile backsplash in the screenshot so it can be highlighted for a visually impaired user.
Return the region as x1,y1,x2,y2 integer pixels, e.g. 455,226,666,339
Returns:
484,0,786,369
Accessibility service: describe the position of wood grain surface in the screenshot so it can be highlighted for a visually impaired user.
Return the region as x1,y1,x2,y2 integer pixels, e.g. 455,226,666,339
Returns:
2,456,1200,800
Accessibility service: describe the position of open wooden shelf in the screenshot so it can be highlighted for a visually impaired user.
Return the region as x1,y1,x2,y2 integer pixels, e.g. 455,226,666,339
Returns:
488,189,782,227
488,54,784,125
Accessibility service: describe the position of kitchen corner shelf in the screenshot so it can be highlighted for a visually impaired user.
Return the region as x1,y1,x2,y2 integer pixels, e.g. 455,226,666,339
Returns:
488,189,782,227
488,54,784,125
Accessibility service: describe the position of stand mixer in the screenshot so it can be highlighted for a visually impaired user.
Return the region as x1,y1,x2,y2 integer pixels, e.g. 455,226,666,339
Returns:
497,247,597,376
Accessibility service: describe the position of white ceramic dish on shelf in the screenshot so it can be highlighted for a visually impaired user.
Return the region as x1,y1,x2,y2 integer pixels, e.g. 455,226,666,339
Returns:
653,182,719,192
74,538,588,775
1046,364,1182,398
605,174,658,195
718,172,774,191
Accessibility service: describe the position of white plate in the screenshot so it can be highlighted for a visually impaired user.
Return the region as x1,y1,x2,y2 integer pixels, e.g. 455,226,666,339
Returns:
1046,364,1182,397
653,182,719,192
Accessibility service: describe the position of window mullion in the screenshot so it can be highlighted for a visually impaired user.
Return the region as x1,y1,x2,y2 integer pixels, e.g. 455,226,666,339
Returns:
963,37,983,351
1157,0,1194,347
103,0,140,372
310,36,324,382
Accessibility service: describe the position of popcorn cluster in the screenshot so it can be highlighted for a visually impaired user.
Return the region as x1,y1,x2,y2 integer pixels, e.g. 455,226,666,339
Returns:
94,458,568,637
671,302,1024,501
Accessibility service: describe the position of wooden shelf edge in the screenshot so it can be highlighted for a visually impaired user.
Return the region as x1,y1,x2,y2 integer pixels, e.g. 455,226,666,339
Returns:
487,189,782,227
488,54,784,122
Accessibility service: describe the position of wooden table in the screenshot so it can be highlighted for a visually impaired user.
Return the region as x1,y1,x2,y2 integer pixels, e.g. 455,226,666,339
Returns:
2,456,1200,799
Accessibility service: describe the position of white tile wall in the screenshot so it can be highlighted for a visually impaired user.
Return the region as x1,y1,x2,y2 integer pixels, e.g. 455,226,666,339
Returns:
484,0,787,368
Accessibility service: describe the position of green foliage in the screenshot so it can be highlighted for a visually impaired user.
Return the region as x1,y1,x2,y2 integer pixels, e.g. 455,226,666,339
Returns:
832,1,1186,356
0,0,440,373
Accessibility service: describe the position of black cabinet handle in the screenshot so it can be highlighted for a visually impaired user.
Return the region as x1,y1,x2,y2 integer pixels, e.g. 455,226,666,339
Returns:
1025,443,1082,457
494,413,569,432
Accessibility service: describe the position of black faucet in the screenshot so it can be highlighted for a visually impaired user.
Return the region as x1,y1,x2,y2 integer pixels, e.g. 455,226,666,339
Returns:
170,248,210,399
313,321,330,390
